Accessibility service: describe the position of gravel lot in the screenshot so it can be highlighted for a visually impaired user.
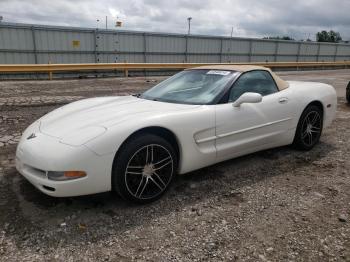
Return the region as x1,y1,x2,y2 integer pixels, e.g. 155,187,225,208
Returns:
0,69,349,261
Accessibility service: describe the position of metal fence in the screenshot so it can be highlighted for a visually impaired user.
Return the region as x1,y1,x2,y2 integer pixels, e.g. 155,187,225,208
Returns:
1,22,350,66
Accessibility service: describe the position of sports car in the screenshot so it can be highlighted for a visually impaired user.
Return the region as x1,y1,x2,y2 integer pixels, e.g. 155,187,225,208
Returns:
16,65,337,203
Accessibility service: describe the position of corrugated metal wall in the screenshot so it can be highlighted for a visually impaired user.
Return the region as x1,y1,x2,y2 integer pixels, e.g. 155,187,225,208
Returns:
1,22,350,65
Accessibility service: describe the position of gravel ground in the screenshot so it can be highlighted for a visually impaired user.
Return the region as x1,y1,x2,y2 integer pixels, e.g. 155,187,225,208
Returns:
0,69,349,261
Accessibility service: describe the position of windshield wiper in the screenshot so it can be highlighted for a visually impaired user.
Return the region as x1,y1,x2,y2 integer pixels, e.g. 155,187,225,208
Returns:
133,93,141,98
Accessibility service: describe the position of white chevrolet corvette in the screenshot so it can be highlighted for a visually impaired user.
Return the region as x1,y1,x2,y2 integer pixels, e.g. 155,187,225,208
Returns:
16,65,337,203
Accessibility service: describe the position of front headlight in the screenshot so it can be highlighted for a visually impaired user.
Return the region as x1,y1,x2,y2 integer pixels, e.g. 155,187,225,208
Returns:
60,126,107,146
47,171,86,181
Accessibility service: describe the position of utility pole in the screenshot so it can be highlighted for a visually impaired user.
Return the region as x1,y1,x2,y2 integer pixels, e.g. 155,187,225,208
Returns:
105,16,108,29
187,17,192,35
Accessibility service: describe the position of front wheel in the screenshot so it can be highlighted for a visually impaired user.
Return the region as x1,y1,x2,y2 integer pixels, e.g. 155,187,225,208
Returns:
112,134,177,204
293,105,323,150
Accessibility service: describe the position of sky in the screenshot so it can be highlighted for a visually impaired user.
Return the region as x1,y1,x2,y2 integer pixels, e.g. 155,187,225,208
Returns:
0,0,349,40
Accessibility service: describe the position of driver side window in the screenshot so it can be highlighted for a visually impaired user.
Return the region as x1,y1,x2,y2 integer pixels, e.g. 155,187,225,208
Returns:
229,70,278,102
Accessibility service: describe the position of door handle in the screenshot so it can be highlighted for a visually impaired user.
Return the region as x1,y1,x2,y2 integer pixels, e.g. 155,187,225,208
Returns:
279,97,288,104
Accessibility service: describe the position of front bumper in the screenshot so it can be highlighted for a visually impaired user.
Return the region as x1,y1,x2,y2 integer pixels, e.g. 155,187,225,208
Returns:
16,127,114,197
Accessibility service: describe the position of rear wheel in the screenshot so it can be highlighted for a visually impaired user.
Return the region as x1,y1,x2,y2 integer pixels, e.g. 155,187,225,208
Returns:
112,134,177,204
293,105,323,150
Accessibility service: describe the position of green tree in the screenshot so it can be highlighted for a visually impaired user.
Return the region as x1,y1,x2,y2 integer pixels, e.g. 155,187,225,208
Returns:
316,30,342,43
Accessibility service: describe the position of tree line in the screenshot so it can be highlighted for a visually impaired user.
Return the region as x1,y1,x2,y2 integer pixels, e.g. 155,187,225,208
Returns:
263,30,346,43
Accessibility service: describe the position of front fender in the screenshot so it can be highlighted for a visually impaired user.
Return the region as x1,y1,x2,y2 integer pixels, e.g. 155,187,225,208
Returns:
84,106,217,174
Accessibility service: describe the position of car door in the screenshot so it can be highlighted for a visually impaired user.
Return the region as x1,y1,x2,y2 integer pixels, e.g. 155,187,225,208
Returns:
215,70,295,160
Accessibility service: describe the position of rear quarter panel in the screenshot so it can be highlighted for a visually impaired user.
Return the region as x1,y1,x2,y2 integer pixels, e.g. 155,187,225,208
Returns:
287,81,337,128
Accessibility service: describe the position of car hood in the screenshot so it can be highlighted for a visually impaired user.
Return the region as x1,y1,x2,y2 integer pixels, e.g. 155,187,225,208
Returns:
39,96,199,138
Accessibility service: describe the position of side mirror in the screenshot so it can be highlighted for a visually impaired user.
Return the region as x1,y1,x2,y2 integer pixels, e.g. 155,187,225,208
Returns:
232,92,262,107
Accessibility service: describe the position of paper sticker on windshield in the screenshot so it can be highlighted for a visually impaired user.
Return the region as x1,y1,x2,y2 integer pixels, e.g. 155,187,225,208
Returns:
206,70,231,76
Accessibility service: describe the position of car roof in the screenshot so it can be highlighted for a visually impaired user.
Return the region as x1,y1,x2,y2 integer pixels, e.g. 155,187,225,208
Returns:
189,65,289,91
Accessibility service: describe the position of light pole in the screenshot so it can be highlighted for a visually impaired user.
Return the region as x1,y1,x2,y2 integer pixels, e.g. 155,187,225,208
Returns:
187,17,192,35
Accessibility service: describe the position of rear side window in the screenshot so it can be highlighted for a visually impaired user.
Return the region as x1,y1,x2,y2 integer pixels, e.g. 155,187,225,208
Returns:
229,70,279,102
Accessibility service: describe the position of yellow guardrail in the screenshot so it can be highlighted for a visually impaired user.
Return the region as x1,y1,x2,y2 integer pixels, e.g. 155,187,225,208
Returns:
0,61,349,80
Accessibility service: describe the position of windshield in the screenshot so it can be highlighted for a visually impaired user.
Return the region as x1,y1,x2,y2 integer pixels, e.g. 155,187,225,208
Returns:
141,69,238,104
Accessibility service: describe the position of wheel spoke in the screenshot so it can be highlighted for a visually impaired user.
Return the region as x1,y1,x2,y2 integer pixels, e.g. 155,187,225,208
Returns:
311,113,320,125
126,166,143,175
128,165,144,168
126,171,143,175
135,176,145,196
153,171,167,188
149,176,165,191
135,176,148,197
145,145,154,164
138,177,149,197
151,145,154,162
302,118,309,132
154,156,171,166
145,146,149,164
154,156,172,170
155,160,172,170
306,116,312,125
307,132,313,145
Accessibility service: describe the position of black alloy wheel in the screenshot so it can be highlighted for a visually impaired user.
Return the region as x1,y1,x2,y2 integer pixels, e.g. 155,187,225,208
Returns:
293,105,323,150
112,134,177,204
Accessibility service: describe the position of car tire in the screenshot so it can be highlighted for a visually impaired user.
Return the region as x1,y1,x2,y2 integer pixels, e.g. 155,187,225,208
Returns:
292,105,323,150
112,133,177,204
346,81,350,103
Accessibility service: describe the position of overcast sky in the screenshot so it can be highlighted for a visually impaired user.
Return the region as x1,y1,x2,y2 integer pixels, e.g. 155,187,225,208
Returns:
0,0,349,40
